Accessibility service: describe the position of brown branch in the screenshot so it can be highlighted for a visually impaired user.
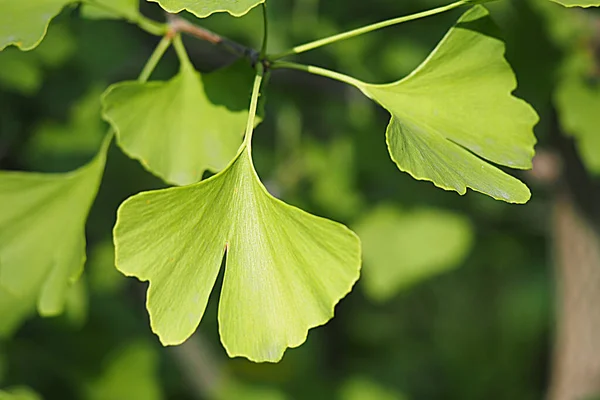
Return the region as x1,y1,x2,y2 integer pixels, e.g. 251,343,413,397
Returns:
166,14,259,63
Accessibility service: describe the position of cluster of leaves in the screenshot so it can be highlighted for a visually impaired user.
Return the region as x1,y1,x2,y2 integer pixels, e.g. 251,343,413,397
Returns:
1,0,599,384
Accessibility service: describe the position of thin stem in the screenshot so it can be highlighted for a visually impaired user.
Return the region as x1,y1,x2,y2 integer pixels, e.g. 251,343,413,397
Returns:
269,0,467,60
270,61,364,88
138,36,172,82
244,66,265,148
260,3,269,59
81,0,167,36
172,34,194,70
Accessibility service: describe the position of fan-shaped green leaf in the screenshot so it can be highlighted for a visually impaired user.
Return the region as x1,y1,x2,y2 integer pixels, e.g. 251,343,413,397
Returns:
114,141,361,362
354,205,473,302
550,0,600,7
102,51,249,185
0,0,75,51
0,135,109,317
81,0,139,20
352,6,538,203
148,0,264,18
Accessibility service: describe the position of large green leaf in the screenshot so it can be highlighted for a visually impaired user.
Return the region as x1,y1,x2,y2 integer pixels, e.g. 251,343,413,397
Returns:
148,0,264,18
0,136,109,317
0,0,75,51
354,205,473,302
114,137,360,362
0,286,34,338
102,49,249,185
81,0,139,20
550,0,600,7
350,6,538,203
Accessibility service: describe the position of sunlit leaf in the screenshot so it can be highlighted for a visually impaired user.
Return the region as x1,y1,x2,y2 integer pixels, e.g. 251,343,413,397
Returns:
0,136,110,317
0,0,75,51
85,342,162,400
102,50,250,185
352,6,538,203
81,0,139,20
555,49,600,173
149,0,264,18
0,24,74,95
114,142,361,362
87,241,124,294
550,0,600,7
354,205,473,302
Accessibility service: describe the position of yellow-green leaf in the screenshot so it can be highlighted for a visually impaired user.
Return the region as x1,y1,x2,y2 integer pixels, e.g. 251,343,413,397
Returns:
0,135,110,317
149,0,264,18
0,0,75,51
102,51,250,185
349,6,538,203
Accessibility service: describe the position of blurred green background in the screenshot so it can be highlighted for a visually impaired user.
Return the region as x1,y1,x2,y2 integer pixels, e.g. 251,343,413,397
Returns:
1,0,599,399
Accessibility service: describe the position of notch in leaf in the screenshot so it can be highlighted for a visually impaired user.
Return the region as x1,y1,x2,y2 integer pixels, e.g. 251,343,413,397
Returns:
113,72,361,363
351,6,538,203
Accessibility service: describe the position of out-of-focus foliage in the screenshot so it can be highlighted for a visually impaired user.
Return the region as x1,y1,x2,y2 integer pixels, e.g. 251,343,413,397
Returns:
340,377,407,400
355,205,473,302
0,0,598,398
149,0,265,18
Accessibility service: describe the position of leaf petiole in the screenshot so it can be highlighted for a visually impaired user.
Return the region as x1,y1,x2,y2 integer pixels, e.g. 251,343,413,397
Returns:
244,66,265,148
138,36,172,83
268,0,468,60
270,61,363,88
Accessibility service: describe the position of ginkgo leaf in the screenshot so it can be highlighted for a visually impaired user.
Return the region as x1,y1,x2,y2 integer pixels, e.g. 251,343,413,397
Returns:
550,0,600,6
81,0,139,20
114,142,361,362
354,205,473,302
148,0,264,18
0,0,75,51
350,6,538,203
102,48,250,186
340,377,407,400
0,135,110,317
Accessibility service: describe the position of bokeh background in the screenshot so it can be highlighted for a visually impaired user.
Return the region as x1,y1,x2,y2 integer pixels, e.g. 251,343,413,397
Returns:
1,0,600,399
